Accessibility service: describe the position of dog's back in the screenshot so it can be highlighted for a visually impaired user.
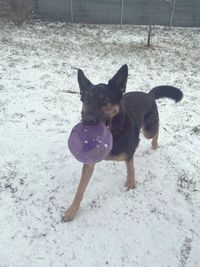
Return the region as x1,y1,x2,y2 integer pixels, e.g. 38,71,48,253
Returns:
110,86,183,160
122,86,183,131
123,91,155,129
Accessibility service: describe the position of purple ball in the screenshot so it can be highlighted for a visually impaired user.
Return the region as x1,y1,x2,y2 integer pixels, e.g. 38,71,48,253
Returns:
68,122,113,164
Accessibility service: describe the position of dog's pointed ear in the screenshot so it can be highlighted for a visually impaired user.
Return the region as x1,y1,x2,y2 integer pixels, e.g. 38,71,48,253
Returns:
108,65,128,94
78,69,93,93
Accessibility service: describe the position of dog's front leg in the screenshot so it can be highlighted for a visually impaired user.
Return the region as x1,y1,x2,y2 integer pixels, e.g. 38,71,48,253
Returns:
124,158,136,190
63,163,95,222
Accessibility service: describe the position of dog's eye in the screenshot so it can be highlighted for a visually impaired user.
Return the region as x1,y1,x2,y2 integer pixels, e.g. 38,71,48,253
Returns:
102,103,112,112
81,94,92,103
99,97,110,106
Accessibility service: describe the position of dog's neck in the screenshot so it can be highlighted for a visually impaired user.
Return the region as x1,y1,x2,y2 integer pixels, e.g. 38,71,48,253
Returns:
106,102,126,131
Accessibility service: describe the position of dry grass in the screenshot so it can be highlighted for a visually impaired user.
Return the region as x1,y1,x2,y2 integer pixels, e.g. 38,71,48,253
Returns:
0,0,37,26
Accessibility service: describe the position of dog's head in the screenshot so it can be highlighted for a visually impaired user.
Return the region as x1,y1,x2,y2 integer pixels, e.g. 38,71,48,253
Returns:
78,64,128,125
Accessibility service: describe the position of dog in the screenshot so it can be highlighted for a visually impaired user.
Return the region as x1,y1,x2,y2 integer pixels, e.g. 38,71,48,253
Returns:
63,64,183,222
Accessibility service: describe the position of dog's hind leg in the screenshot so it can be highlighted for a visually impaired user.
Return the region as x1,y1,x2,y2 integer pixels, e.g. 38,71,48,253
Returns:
143,124,159,150
142,105,159,150
143,125,159,150
62,163,95,222
125,158,136,190
151,130,159,150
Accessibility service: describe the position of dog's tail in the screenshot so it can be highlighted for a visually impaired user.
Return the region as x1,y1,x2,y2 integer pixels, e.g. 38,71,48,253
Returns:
148,85,183,103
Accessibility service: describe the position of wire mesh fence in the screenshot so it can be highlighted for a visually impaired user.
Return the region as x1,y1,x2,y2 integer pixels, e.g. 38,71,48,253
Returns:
37,0,200,27
0,0,199,27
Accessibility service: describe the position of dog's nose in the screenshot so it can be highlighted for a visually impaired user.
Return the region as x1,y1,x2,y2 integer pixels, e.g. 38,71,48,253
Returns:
82,116,96,125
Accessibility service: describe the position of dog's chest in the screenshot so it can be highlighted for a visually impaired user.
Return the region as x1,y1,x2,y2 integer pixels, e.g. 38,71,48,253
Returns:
108,114,136,157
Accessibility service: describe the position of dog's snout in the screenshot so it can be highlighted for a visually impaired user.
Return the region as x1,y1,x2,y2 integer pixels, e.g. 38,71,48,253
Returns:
82,115,97,125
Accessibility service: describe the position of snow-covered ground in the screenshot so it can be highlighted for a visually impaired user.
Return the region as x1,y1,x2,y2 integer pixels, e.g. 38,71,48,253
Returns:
0,19,200,267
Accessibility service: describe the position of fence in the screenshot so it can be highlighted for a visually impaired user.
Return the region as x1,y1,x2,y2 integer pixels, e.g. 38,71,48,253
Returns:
38,0,200,27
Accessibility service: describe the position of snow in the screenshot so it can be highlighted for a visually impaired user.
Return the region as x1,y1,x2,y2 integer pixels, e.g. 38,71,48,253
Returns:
0,19,200,267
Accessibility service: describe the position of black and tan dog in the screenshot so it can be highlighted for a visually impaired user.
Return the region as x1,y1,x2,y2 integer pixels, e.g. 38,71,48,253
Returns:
63,64,183,221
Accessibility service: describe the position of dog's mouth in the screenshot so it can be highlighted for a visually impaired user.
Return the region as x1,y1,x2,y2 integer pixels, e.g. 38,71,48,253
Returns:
82,116,101,126
82,119,98,126
82,114,106,126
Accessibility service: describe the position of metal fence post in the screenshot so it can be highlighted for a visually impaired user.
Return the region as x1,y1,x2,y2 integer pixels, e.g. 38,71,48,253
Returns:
70,0,74,23
120,0,124,25
169,0,176,29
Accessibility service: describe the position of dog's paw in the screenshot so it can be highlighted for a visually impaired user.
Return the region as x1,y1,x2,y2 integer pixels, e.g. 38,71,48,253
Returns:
62,206,78,222
124,179,136,190
151,140,159,150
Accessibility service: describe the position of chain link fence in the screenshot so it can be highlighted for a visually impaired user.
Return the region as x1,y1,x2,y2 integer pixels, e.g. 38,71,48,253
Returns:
38,0,200,27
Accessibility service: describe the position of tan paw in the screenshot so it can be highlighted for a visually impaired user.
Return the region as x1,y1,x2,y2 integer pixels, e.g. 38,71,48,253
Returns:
62,206,78,222
151,140,159,150
124,179,136,190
